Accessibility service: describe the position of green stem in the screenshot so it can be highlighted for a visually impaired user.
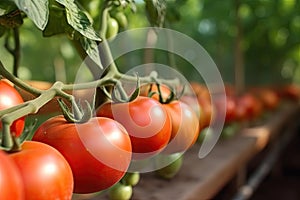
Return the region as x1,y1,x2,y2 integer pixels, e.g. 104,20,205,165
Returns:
0,61,42,95
98,7,120,75
12,28,20,77
0,85,57,148
99,1,109,39
4,28,21,77
1,123,12,149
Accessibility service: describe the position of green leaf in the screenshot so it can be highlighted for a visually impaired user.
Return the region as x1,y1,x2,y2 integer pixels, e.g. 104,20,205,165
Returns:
0,1,17,15
12,0,49,30
56,0,101,41
145,0,166,27
0,8,5,16
79,36,102,69
43,3,70,37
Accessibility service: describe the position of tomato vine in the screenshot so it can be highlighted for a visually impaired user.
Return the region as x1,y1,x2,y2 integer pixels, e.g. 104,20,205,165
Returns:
0,0,183,151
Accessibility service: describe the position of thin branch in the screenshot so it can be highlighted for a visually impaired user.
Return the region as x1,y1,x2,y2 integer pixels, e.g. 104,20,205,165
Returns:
12,28,20,77
0,61,42,95
4,28,21,77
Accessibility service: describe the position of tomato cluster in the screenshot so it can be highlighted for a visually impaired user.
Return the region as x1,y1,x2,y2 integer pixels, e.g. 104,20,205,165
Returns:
97,83,200,157
0,79,201,199
33,116,132,193
186,82,298,140
0,81,75,199
2,78,296,199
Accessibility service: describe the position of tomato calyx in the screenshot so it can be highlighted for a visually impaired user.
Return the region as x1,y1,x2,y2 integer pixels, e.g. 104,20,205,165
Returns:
57,98,93,123
146,82,186,104
111,77,140,103
100,75,141,104
149,83,174,104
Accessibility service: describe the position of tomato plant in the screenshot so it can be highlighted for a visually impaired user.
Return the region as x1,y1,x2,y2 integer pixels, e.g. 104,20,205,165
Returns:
97,96,172,160
0,79,25,137
0,150,24,200
9,141,73,200
32,116,132,193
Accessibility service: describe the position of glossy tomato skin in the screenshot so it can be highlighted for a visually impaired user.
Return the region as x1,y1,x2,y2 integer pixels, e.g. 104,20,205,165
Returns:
0,80,25,137
162,100,199,154
33,116,132,193
0,150,24,200
9,141,73,200
97,96,172,160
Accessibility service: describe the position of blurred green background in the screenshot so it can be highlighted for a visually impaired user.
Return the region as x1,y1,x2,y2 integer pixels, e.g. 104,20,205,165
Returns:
0,0,299,87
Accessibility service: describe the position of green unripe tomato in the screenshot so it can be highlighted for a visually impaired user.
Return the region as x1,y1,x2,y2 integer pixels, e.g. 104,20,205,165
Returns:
221,123,239,139
197,127,213,143
121,172,140,186
114,12,128,29
155,153,183,179
106,17,119,40
108,183,132,200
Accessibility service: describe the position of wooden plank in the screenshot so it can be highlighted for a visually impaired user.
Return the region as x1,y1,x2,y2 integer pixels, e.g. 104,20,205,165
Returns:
132,135,257,200
243,103,300,151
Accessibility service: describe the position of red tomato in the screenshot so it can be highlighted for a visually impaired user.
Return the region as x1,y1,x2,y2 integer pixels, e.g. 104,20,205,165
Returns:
0,150,24,200
278,84,300,100
252,87,280,110
9,141,73,199
0,80,25,137
236,93,263,120
162,100,199,154
33,116,132,193
214,95,236,124
97,96,172,160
